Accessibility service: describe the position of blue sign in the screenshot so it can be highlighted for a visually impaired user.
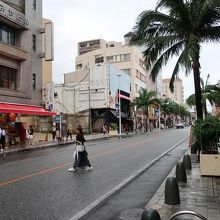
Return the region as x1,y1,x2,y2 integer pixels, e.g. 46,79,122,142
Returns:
155,109,160,117
115,103,120,112
55,115,60,123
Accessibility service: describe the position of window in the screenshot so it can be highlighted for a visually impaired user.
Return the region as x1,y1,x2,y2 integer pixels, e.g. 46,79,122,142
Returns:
32,34,36,51
95,57,104,64
32,73,36,90
135,84,138,93
123,53,131,61
33,0,36,10
138,59,145,69
76,64,82,69
136,70,141,79
0,23,17,46
106,56,114,62
0,65,17,90
121,69,131,75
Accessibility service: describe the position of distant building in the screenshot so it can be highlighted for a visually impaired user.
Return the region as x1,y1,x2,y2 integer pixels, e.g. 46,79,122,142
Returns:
54,37,159,132
162,78,184,103
74,38,156,100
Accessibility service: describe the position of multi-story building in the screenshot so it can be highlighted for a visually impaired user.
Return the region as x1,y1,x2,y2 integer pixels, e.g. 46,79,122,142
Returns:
0,0,43,106
0,1,55,143
162,78,184,103
54,37,158,133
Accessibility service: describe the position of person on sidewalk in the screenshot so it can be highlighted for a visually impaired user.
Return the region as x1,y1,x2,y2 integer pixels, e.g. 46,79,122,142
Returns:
27,125,34,146
68,125,92,172
103,124,107,135
66,126,73,141
52,125,56,141
0,127,6,151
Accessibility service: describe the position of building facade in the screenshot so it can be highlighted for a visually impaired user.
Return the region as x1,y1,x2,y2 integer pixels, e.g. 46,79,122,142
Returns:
162,78,184,103
54,38,159,133
74,38,156,101
0,1,55,147
0,0,43,105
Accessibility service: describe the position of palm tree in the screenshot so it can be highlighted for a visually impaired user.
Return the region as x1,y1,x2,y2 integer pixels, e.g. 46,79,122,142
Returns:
131,88,160,132
129,0,220,119
159,98,172,127
186,74,220,116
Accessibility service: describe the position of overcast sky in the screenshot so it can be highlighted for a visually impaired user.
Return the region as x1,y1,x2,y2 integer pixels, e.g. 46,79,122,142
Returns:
42,0,220,101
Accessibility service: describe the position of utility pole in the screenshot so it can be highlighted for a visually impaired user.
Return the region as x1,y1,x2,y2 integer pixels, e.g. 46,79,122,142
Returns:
117,72,122,135
88,66,92,134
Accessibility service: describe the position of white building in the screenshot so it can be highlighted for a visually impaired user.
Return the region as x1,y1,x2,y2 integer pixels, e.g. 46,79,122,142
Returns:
54,37,159,132
162,78,184,103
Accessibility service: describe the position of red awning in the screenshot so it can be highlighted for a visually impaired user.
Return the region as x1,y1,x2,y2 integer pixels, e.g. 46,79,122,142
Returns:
0,103,56,116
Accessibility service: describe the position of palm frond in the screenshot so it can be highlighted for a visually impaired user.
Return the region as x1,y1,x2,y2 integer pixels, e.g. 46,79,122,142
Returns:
156,0,190,23
186,94,196,106
200,26,220,43
130,10,181,47
149,40,184,82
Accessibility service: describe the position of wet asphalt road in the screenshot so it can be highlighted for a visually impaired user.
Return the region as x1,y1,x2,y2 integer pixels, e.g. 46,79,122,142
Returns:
0,128,189,220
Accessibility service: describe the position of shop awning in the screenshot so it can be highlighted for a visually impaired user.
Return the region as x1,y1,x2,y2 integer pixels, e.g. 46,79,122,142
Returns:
110,110,128,119
0,103,56,116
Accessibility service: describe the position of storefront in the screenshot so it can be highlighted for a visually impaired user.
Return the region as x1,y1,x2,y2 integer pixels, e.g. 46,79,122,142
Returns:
0,103,56,145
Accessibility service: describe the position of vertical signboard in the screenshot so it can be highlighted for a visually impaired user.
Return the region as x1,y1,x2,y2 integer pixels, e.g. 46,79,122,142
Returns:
109,64,130,109
45,82,54,111
45,22,54,61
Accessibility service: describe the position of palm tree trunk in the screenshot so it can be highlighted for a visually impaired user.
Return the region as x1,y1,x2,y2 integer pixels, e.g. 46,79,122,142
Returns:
193,61,203,119
145,108,148,132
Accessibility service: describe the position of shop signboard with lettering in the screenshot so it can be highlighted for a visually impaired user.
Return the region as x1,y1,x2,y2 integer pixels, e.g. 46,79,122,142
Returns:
0,1,29,29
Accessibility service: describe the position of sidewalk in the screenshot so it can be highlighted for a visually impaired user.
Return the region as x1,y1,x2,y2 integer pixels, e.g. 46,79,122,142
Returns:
145,153,220,220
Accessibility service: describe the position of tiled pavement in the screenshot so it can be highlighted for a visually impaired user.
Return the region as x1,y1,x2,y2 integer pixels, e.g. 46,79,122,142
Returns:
145,154,220,220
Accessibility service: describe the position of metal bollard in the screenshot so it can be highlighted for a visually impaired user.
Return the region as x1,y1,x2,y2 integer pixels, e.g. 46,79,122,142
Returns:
141,209,161,220
165,177,180,205
175,162,187,183
182,154,192,170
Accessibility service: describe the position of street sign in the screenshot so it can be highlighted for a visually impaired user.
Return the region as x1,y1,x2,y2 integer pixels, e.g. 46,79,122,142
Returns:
155,108,160,117
55,115,60,123
115,103,120,112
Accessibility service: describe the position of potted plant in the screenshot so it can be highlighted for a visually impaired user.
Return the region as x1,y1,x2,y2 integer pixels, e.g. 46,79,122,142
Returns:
192,115,220,176
109,123,118,135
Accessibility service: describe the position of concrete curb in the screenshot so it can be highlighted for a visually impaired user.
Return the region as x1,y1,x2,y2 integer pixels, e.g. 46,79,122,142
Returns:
144,150,190,218
69,136,189,220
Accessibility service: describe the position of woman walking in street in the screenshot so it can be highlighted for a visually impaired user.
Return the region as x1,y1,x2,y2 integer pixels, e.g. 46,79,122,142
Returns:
68,125,92,172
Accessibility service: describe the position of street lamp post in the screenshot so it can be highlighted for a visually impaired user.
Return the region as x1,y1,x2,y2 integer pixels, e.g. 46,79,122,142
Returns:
117,72,122,135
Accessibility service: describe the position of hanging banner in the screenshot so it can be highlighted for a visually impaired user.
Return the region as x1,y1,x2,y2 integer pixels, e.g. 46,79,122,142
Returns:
45,82,54,111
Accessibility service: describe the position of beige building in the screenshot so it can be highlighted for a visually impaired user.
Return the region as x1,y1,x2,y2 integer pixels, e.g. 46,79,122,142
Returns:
68,38,156,101
162,78,184,103
54,38,159,133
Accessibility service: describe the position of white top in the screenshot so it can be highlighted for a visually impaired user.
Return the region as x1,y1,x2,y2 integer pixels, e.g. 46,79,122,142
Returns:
1,129,6,136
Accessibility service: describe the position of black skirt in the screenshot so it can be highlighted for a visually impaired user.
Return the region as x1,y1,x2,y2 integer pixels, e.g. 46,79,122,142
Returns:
74,150,91,168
